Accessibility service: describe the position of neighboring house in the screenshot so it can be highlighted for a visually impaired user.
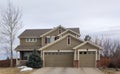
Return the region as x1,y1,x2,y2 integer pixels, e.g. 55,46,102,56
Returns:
15,25,103,67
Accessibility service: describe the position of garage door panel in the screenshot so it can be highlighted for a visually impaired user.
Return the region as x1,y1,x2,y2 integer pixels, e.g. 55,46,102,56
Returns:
79,51,96,67
45,52,74,67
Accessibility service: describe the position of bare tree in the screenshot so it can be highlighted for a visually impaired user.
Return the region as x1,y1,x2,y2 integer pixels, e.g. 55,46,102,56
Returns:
0,1,22,67
92,35,120,69
111,42,120,70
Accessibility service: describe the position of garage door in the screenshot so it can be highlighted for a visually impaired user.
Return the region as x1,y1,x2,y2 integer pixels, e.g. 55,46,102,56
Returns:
79,51,96,67
44,52,74,67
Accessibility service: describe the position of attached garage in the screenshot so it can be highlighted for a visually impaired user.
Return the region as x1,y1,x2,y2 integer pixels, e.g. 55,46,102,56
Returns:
79,51,96,67
44,52,74,67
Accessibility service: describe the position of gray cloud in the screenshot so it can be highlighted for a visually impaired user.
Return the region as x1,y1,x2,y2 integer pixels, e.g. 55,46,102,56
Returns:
0,0,120,34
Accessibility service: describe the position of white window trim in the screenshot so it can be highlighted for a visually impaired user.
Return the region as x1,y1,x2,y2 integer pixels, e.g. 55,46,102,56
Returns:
25,38,37,42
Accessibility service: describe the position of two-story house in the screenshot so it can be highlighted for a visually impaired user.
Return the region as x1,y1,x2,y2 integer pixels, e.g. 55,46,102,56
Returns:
15,25,103,67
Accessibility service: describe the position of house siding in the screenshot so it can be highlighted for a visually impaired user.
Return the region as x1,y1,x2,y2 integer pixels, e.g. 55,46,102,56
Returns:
42,28,66,46
44,36,82,50
61,31,78,37
76,43,99,49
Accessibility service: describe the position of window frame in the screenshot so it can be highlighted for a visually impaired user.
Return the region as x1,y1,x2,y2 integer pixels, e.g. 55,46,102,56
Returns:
67,35,71,45
25,38,37,42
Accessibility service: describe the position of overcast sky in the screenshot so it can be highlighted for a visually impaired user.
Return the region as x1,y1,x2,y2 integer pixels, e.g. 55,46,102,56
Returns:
0,0,120,35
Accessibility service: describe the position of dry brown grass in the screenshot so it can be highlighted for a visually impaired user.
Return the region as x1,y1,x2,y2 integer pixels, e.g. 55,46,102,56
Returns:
0,67,36,74
103,68,120,74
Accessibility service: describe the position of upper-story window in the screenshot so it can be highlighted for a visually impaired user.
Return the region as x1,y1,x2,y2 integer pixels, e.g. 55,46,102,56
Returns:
45,36,55,44
26,38,37,42
58,28,62,34
47,37,51,43
67,36,71,45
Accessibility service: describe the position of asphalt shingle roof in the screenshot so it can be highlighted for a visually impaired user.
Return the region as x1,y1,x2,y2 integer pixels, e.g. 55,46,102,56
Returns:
15,45,42,51
19,28,80,38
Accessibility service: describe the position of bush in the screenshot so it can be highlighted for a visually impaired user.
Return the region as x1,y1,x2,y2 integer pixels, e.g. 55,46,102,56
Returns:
108,62,116,68
100,57,111,68
26,49,42,68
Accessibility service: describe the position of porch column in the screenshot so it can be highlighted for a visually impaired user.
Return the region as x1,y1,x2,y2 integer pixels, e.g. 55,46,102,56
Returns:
42,51,45,67
96,49,100,68
41,50,43,59
74,50,76,60
77,50,79,67
74,50,79,68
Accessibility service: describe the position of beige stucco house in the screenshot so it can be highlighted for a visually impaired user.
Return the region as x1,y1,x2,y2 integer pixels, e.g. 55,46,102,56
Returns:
15,25,103,67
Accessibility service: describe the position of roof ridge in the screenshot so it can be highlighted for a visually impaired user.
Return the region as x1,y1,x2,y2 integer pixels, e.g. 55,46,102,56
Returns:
25,28,52,30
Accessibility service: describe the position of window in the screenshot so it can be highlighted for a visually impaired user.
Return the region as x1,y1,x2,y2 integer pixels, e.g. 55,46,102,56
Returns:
55,36,59,40
80,52,82,54
23,52,33,60
58,28,62,34
26,38,29,42
84,52,87,54
50,36,55,42
45,36,55,44
59,29,62,34
67,36,71,45
47,37,50,43
30,38,32,42
26,38,37,42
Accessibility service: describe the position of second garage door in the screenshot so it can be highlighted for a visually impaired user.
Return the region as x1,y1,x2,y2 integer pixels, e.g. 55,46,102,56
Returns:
44,52,74,67
79,51,96,67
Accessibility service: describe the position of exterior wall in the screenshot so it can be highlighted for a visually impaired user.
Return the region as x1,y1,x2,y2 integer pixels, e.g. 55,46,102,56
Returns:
42,28,66,46
20,38,42,46
44,36,82,50
76,43,99,49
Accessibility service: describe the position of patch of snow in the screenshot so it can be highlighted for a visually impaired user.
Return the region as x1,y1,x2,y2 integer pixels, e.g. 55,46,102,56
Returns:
20,67,33,72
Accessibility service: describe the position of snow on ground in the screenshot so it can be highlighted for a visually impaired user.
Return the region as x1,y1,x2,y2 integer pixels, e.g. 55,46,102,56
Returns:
18,66,33,72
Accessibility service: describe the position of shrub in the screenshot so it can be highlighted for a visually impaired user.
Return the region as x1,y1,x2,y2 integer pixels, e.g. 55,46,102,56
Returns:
26,49,42,68
100,57,111,68
108,62,116,68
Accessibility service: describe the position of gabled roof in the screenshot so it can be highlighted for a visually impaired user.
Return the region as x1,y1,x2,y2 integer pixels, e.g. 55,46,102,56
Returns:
39,33,84,50
18,29,51,38
19,26,80,38
73,41,103,50
40,25,66,37
58,29,80,37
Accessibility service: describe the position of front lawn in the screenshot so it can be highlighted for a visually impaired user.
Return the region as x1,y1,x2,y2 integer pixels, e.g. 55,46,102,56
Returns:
0,67,36,74
102,68,120,74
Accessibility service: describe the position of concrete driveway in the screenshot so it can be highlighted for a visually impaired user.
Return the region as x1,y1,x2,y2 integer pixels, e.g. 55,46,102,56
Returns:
32,67,104,74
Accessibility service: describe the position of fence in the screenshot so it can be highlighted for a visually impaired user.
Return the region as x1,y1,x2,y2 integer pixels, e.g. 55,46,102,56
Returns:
0,59,16,67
